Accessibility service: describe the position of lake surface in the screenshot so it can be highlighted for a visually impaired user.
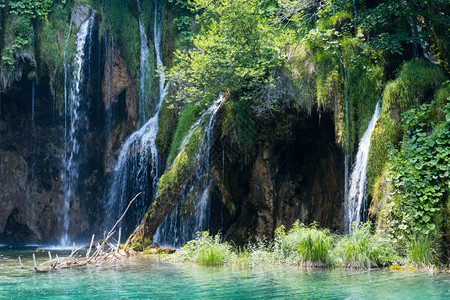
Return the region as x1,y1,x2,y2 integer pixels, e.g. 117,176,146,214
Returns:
0,246,449,299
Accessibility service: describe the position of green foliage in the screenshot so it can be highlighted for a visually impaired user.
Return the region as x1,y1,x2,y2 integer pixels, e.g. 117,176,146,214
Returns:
7,0,53,19
169,0,289,107
386,100,450,239
102,0,140,84
332,223,398,269
407,234,440,267
359,0,449,57
39,20,60,73
273,221,332,266
158,125,203,196
182,231,231,265
131,236,143,251
1,15,34,67
222,97,257,162
366,59,446,197
383,60,445,112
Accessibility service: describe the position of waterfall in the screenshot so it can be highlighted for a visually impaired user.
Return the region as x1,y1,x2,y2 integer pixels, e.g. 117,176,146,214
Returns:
103,0,168,235
137,0,152,125
345,98,381,233
154,96,224,247
60,12,96,245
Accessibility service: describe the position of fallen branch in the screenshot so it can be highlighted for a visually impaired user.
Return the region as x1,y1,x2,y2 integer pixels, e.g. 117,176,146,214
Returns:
31,193,141,272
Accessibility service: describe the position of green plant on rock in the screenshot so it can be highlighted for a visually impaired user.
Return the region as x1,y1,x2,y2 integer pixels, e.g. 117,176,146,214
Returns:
182,231,231,265
366,59,447,198
386,100,450,240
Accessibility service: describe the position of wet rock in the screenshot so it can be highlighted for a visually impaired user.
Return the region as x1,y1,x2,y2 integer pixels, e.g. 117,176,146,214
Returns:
71,3,92,29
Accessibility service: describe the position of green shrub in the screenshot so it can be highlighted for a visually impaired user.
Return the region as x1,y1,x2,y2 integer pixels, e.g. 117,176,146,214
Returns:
366,59,447,197
385,102,450,239
182,231,231,265
332,223,398,269
274,221,332,266
235,239,276,265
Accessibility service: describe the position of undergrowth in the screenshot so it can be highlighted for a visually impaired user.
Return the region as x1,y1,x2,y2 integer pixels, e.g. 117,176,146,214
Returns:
177,222,402,269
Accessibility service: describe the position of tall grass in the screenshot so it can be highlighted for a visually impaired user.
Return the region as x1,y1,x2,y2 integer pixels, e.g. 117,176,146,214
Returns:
332,223,398,269
274,221,332,267
182,232,231,265
180,222,403,269
407,234,439,267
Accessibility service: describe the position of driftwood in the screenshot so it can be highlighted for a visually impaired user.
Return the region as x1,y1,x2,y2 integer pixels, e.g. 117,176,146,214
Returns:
31,193,141,272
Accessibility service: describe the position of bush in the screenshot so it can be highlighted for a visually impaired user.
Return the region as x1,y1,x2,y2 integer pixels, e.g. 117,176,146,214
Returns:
182,231,231,265
274,221,332,267
332,223,398,269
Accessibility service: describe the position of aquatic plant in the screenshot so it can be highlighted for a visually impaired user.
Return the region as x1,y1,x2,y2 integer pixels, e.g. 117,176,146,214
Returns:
182,232,231,265
274,221,332,267
407,234,440,267
332,223,398,269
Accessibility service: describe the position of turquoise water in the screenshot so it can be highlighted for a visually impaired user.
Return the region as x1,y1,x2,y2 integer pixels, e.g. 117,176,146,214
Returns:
1,247,449,299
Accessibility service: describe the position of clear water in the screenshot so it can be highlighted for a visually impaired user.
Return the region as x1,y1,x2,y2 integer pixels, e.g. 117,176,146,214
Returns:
0,247,448,299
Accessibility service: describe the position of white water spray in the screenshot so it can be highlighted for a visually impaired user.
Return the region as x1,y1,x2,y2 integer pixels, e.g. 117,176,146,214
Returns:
137,0,152,125
60,13,95,245
345,98,381,232
154,95,224,247
104,0,168,234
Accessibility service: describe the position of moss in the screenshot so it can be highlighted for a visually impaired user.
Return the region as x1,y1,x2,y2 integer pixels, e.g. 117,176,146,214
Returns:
131,236,143,251
341,37,385,153
166,101,204,166
156,96,179,155
102,0,140,84
366,59,447,198
158,126,203,196
383,59,445,112
39,20,60,78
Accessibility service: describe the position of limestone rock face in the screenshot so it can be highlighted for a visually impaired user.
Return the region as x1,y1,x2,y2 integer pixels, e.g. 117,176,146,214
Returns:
0,77,61,242
212,109,345,243
71,4,92,29
135,106,345,246
102,49,138,173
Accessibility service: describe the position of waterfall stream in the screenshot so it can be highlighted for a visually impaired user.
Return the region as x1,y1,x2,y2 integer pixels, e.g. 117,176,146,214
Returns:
60,12,96,245
345,98,381,232
154,96,224,247
137,0,152,125
103,0,168,235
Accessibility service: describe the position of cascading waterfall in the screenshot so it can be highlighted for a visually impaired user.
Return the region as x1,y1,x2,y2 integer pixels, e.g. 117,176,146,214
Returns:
345,98,381,233
137,0,152,125
103,0,168,235
154,96,224,247
60,12,96,245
